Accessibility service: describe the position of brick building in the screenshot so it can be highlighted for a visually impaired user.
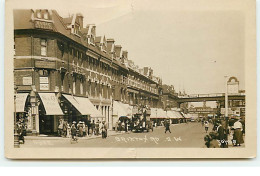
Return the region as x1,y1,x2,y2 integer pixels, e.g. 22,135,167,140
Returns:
14,9,168,135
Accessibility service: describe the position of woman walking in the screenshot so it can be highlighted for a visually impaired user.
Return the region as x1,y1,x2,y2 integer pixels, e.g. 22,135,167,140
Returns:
233,118,244,146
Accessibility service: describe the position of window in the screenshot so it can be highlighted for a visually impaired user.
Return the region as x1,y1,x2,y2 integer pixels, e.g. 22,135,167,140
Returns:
73,77,76,95
80,81,83,95
41,39,47,56
37,11,41,18
43,12,49,20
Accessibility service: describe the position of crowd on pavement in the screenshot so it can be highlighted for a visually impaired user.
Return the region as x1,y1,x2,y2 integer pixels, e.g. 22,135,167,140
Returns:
58,119,108,140
203,116,245,148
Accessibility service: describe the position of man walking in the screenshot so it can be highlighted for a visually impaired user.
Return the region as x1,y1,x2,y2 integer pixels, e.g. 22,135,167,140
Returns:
165,119,171,133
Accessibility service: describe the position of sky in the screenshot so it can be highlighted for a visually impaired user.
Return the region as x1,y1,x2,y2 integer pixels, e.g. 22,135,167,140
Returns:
57,0,245,95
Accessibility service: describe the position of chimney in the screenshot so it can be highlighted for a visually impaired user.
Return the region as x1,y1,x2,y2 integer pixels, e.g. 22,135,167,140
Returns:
149,68,153,77
143,67,149,76
114,45,122,58
107,39,115,52
122,50,128,59
76,13,84,29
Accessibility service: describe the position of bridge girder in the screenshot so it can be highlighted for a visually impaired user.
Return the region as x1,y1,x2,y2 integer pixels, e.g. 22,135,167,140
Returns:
176,95,245,103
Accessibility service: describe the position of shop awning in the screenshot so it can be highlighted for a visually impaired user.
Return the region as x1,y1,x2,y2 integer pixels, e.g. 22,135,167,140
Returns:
175,111,184,118
74,96,104,118
120,103,133,116
113,101,128,117
62,94,103,117
166,111,179,119
150,108,167,118
15,93,29,112
38,93,63,115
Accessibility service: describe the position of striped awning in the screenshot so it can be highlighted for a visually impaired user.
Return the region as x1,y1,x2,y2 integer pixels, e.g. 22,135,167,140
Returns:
15,93,29,112
38,93,63,115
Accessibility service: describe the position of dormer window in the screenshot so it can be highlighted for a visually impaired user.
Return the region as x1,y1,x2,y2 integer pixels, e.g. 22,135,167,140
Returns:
37,12,41,18
43,12,49,20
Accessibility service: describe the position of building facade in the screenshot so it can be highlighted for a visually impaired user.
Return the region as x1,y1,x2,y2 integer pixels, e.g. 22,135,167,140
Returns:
14,9,166,135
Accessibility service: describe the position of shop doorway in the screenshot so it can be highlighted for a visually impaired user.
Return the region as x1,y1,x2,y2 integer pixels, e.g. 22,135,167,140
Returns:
39,115,54,134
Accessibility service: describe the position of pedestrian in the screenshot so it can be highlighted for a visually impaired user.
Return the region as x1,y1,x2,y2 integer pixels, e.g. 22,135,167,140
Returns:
115,121,118,132
233,118,244,146
71,123,77,141
82,122,86,137
58,119,63,137
101,121,107,139
216,120,226,148
99,120,103,134
204,120,209,133
204,132,220,148
78,121,83,137
91,120,95,136
67,123,71,138
63,121,67,137
118,121,122,132
17,122,25,144
86,120,91,136
95,120,100,135
165,119,171,133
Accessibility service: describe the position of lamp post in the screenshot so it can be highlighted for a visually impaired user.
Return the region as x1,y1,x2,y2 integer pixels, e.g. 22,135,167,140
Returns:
224,76,229,118
14,85,20,148
224,76,229,148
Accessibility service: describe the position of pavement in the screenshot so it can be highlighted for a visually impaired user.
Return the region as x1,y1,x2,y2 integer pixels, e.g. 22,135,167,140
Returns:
24,130,126,140
20,122,245,148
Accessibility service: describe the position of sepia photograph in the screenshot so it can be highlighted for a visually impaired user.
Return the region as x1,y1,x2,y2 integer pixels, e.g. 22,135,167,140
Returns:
4,0,257,159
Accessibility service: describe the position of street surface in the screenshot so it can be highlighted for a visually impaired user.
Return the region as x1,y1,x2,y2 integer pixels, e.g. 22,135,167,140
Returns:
21,122,216,148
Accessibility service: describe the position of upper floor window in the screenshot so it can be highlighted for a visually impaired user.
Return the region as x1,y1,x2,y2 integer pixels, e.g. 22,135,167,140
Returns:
41,39,47,56
37,12,41,18
80,81,83,95
43,12,49,20
73,79,76,95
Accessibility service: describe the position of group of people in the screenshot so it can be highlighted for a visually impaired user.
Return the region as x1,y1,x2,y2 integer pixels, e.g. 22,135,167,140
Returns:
58,119,108,140
115,120,129,132
15,118,27,144
204,117,245,148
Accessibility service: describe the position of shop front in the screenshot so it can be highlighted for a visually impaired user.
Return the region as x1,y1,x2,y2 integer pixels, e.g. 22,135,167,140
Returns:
15,93,30,131
112,101,129,129
62,94,104,125
38,93,64,135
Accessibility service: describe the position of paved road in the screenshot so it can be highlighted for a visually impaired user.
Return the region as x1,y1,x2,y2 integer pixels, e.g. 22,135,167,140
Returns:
21,122,213,148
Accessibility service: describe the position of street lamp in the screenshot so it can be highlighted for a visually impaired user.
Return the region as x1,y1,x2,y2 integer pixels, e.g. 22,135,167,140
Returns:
224,76,229,148
14,85,20,148
224,76,229,118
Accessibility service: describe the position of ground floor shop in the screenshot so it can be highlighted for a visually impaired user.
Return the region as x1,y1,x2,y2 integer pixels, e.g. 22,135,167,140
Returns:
15,91,112,135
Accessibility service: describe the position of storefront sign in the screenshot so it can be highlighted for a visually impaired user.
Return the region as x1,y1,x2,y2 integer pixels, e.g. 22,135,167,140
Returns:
34,20,53,30
221,108,239,115
40,77,49,84
40,84,49,90
240,108,245,117
22,77,32,85
35,60,56,69
189,107,217,113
